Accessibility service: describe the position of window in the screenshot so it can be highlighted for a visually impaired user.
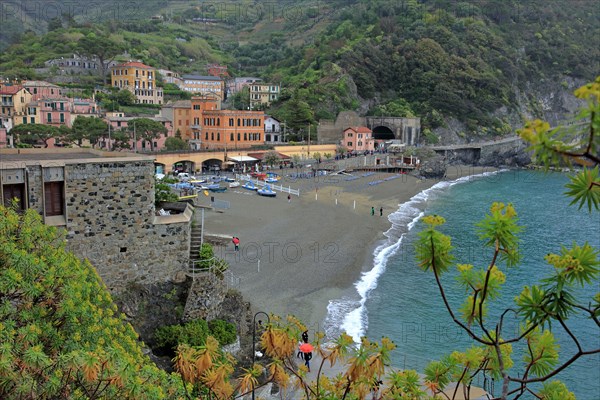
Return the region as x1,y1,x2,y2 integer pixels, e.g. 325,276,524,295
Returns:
3,183,25,210
60,102,64,111
211,132,214,140
217,133,220,141
205,132,208,140
22,117,26,124
30,117,34,123
347,142,352,147
47,113,52,123
33,88,37,94
237,133,240,141
44,181,64,216
244,133,247,140
60,113,64,123
230,133,234,141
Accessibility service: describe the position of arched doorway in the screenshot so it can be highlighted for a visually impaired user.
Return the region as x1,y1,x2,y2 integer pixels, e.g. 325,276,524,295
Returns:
172,160,196,175
202,158,222,174
372,126,395,140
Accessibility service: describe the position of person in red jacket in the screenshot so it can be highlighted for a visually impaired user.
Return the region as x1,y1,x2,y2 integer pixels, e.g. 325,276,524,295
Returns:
232,237,240,251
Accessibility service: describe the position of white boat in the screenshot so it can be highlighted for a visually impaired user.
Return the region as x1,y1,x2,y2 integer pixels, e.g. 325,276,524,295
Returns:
257,185,277,197
242,181,258,191
229,181,240,188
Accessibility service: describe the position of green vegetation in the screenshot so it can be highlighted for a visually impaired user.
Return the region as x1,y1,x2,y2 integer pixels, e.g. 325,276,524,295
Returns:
155,179,179,205
164,136,189,151
153,318,237,355
197,243,229,276
0,206,186,399
1,1,597,136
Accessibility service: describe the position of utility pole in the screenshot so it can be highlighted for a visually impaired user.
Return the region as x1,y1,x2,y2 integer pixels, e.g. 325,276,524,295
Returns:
308,123,310,158
133,120,137,153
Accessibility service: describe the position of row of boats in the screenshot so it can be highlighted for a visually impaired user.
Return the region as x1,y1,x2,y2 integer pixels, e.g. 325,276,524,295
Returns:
184,178,277,197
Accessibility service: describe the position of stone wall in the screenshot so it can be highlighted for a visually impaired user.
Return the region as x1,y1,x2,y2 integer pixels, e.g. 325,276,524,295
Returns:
14,158,191,294
62,161,191,292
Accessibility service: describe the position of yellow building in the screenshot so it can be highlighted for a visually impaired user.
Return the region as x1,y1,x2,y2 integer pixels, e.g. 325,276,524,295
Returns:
0,85,33,127
249,83,280,109
110,61,163,105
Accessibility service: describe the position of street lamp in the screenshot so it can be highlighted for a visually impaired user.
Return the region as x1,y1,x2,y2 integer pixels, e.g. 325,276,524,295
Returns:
251,311,270,400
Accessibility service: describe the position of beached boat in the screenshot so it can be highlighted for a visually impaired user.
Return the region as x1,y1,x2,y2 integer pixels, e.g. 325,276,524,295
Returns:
265,177,279,183
223,177,235,182
208,186,227,192
257,185,277,197
229,181,240,188
242,181,258,191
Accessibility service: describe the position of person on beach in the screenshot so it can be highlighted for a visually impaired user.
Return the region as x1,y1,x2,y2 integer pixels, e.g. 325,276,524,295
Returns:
232,237,240,251
303,351,312,372
380,207,383,216
371,206,375,216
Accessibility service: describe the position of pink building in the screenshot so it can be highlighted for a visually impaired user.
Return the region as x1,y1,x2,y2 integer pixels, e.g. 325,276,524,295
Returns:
342,126,375,152
70,98,100,125
106,116,173,152
38,98,72,127
22,80,63,101
0,127,7,148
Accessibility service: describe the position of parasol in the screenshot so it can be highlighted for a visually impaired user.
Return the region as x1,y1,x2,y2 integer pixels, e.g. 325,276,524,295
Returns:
299,342,314,353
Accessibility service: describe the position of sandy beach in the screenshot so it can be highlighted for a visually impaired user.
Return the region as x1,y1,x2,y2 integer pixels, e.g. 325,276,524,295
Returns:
198,163,496,333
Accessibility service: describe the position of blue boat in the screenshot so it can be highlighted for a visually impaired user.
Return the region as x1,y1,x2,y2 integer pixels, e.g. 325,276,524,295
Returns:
208,185,227,193
257,185,277,197
242,181,258,191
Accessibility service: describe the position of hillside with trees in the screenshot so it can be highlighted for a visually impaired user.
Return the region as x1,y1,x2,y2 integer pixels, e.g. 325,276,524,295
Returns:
1,0,598,138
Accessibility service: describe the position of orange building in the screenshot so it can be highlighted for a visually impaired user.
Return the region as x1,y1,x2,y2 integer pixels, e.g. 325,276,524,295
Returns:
160,100,191,140
198,109,265,150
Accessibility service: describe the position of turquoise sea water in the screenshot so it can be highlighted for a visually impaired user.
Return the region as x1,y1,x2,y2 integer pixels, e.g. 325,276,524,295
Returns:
326,170,600,399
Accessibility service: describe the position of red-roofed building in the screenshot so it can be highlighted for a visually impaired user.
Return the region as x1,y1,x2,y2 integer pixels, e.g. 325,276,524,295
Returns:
342,126,375,152
0,85,32,128
110,61,163,105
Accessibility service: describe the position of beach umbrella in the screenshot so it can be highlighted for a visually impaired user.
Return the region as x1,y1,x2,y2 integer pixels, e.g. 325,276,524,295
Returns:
299,343,314,353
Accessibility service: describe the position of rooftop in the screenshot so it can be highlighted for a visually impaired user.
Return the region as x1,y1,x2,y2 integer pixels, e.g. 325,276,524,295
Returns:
0,85,25,95
0,148,154,165
22,80,61,88
113,61,154,69
182,74,223,81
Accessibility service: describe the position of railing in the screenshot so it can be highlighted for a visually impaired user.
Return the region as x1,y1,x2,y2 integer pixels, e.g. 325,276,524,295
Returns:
235,174,300,196
187,259,241,289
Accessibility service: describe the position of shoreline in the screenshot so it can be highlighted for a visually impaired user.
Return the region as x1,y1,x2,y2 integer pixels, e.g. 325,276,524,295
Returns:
200,165,498,335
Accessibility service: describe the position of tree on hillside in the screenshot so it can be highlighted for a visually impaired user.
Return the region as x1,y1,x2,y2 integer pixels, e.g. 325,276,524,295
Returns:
127,118,167,152
69,116,108,148
76,32,124,84
10,124,59,148
414,79,599,399
115,89,137,106
0,206,186,399
164,136,188,151
230,86,250,110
